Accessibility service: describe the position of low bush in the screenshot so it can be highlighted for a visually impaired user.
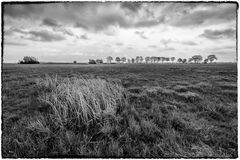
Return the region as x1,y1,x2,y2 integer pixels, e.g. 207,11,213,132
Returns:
88,59,96,64
19,56,40,64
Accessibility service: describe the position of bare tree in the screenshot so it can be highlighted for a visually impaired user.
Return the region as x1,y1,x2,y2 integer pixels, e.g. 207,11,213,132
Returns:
207,55,217,63
121,57,126,63
115,57,121,63
136,56,140,63
165,57,170,63
150,56,154,63
204,58,209,64
139,56,143,63
188,58,194,63
131,58,135,63
145,56,150,63
161,57,166,63
107,56,113,63
192,55,203,63
177,58,182,63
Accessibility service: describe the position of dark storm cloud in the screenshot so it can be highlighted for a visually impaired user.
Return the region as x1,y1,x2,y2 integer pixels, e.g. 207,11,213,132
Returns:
41,18,74,37
200,28,236,39
28,30,65,42
4,4,44,18
4,3,237,34
42,18,61,27
5,27,66,42
120,2,142,12
74,13,130,31
170,4,237,27
135,31,147,39
5,41,26,46
4,27,28,36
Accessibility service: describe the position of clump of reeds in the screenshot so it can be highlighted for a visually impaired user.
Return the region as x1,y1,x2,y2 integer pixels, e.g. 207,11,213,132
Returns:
35,75,126,128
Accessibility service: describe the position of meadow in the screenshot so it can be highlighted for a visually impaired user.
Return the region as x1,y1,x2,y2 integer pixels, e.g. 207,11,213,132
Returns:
2,63,237,158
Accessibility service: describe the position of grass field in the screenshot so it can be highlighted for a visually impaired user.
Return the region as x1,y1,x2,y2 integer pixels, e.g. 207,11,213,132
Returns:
2,63,237,158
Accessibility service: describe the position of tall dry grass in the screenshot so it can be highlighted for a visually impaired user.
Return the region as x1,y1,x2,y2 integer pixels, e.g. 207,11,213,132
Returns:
35,75,126,128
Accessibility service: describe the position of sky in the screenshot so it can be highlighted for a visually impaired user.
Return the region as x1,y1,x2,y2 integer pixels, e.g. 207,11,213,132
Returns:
3,2,237,63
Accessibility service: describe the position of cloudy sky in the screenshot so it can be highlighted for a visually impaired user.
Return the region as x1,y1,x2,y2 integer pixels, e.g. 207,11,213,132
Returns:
3,2,237,63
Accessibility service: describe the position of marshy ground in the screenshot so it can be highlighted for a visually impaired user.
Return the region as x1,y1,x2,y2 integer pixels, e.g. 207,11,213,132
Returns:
2,63,237,158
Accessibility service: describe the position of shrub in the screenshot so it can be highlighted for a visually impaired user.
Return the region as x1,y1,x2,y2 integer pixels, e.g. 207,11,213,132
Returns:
89,59,96,64
96,59,103,64
19,56,40,64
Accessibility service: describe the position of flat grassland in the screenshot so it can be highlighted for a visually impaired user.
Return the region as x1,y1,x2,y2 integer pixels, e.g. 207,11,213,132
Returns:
2,63,237,158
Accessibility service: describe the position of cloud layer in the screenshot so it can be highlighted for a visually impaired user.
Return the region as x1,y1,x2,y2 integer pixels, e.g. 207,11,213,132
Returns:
3,2,237,62
200,29,236,39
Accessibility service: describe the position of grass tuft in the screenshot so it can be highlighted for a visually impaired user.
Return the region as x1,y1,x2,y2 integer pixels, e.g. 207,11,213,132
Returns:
36,75,126,127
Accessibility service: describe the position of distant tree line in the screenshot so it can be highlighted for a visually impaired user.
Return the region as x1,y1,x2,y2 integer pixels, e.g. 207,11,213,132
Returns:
18,54,218,64
106,55,217,64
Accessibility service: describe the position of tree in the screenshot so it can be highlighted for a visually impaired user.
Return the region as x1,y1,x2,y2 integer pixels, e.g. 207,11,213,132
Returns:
192,55,203,63
115,57,121,63
107,56,113,63
73,61,77,64
145,56,150,63
89,59,96,64
182,59,187,64
139,56,143,63
177,58,182,63
207,55,217,63
204,58,208,64
151,56,157,63
19,56,40,64
136,56,140,63
128,59,131,63
150,56,154,63
131,58,135,63
188,58,194,63
161,57,166,63
171,57,175,63
121,57,126,63
157,57,161,63
96,59,103,64
165,57,170,63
